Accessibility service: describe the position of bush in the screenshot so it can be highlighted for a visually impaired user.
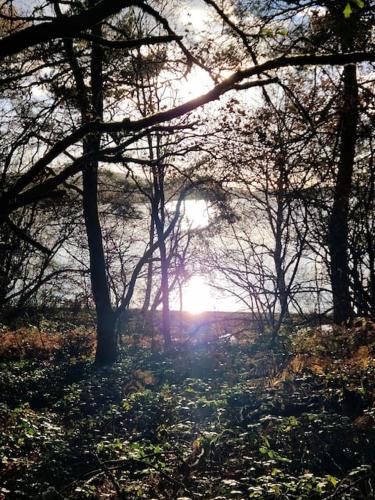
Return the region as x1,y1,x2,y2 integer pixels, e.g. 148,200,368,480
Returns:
0,325,95,362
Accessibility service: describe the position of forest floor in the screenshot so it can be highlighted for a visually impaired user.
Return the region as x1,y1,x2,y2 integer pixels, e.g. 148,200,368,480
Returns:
1,320,375,499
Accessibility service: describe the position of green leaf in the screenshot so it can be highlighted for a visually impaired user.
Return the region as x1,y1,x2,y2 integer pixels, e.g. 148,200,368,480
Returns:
277,28,289,37
326,475,339,487
353,0,365,7
260,27,274,37
343,2,352,17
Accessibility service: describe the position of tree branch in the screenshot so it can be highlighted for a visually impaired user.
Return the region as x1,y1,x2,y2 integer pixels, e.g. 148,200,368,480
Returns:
2,51,374,216
5,217,52,255
0,0,136,59
76,33,182,49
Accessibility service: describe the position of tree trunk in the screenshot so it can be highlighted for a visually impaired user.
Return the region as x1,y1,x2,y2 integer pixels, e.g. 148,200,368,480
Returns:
84,5,117,364
153,200,172,347
274,182,289,327
82,155,117,365
366,224,375,317
159,237,172,347
151,158,172,349
328,63,358,324
95,307,117,365
142,220,155,313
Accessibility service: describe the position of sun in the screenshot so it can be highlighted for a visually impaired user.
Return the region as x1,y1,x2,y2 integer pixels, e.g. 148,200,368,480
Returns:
182,275,215,314
177,67,213,100
179,5,209,32
183,199,210,229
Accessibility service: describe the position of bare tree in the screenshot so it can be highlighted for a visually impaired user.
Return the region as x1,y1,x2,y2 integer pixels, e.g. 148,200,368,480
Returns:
1,0,375,364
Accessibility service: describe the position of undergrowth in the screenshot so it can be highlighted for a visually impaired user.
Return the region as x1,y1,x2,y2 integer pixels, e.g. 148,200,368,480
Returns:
0,321,375,499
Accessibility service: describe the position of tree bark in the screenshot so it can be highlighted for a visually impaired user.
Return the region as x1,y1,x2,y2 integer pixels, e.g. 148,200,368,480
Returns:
142,220,155,313
159,237,172,347
84,4,117,364
152,196,172,348
82,149,117,364
328,63,358,324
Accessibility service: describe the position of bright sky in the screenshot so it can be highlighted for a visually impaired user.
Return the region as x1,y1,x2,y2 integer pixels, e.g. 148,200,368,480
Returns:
172,274,242,314
180,275,216,314
169,199,244,313
8,0,251,314
14,0,36,12
177,67,214,100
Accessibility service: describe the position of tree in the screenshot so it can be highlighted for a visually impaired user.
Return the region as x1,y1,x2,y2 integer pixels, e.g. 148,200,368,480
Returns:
205,0,374,324
204,94,314,338
1,0,375,364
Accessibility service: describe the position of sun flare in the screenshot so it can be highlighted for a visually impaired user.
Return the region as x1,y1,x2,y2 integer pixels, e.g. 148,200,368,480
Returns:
182,275,215,314
177,67,213,99
179,6,208,32
183,199,209,229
